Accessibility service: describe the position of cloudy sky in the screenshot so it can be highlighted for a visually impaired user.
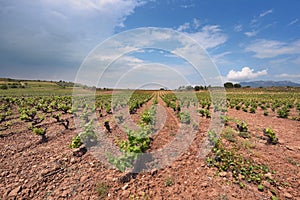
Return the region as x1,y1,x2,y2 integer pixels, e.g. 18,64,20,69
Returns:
0,0,300,88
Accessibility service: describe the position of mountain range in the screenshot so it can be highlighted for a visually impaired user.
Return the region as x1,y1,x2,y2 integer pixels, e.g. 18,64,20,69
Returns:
240,80,300,88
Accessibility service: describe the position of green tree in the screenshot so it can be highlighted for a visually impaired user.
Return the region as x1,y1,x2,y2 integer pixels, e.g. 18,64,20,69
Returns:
194,85,200,91
224,82,234,88
0,84,8,90
234,83,241,88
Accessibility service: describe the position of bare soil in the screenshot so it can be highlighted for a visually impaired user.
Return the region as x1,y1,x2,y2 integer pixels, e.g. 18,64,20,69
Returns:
0,95,299,200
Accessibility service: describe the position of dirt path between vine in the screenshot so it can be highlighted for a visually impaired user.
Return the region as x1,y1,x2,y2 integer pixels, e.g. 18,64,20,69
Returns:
1,95,299,199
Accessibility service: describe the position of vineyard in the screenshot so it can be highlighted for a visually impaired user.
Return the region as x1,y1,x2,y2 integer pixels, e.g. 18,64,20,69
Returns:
0,83,299,199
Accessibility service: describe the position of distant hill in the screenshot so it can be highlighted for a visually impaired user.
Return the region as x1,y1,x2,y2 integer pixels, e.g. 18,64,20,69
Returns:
240,80,300,88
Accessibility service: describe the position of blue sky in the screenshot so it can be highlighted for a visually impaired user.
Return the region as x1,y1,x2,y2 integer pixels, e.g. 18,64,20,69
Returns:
0,0,299,88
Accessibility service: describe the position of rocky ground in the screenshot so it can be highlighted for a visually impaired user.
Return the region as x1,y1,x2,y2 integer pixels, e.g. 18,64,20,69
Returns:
0,95,299,200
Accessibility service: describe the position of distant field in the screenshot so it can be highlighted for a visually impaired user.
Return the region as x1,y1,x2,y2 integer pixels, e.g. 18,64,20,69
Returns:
0,80,95,96
0,82,72,96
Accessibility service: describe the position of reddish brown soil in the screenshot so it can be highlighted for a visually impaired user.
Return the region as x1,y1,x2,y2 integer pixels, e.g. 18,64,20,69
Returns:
0,96,299,200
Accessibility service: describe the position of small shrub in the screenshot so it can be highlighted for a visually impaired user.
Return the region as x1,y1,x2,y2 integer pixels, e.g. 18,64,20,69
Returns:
179,111,190,124
263,127,278,145
165,176,174,187
32,127,47,142
271,196,278,200
205,109,211,118
0,84,8,90
80,120,98,146
95,182,110,199
238,131,250,139
220,115,229,125
206,139,274,188
222,127,237,143
198,109,205,117
257,184,264,191
208,130,218,145
237,121,248,132
277,107,289,118
237,121,249,138
263,111,268,116
249,107,256,113
242,107,248,112
69,135,82,148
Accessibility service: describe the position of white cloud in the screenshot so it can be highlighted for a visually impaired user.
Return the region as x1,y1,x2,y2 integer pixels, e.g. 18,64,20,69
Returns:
187,25,227,49
275,73,300,78
76,28,223,88
288,18,299,26
180,4,195,9
212,51,231,65
244,30,258,37
177,19,227,50
177,22,190,32
269,57,291,65
234,24,243,32
227,67,268,81
0,0,146,81
259,9,273,18
193,18,201,29
245,39,300,58
246,9,273,36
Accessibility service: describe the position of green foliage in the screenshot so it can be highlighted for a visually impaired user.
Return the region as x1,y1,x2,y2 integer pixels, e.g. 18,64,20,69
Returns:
271,196,278,200
237,121,248,132
153,96,158,105
58,103,71,113
233,83,241,88
109,101,156,172
222,127,237,143
165,176,174,187
220,115,229,125
69,135,82,148
108,152,135,172
79,120,97,146
237,121,250,138
257,184,264,191
208,130,218,146
119,128,151,153
19,107,37,121
198,109,205,117
0,113,7,123
179,111,191,124
0,84,8,90
263,127,278,145
224,82,234,88
238,131,250,139
206,139,276,189
5,121,12,127
32,127,47,142
242,107,248,112
249,107,256,113
141,108,155,125
277,107,289,118
32,127,46,136
95,182,110,199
